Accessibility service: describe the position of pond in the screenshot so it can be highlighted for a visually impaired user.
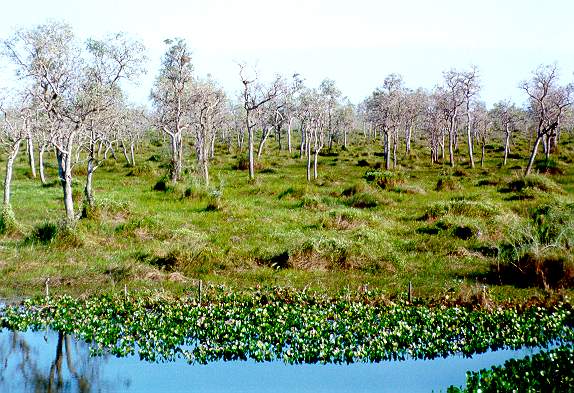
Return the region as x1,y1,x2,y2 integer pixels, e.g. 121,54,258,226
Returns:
0,328,545,393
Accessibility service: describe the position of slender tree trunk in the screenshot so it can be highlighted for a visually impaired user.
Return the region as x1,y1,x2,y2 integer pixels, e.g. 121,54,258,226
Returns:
3,142,21,207
257,126,271,158
287,117,293,153
405,126,412,156
448,117,455,167
121,141,131,166
525,135,543,176
481,140,486,168
384,131,391,170
27,134,36,178
300,125,305,159
306,132,311,182
130,142,136,167
248,123,255,180
169,132,181,183
39,143,47,185
203,160,209,187
392,128,398,169
84,159,95,208
57,150,75,223
503,125,510,166
466,105,475,168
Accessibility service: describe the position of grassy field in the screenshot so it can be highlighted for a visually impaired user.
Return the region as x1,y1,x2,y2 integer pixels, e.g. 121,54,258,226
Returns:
1,133,573,302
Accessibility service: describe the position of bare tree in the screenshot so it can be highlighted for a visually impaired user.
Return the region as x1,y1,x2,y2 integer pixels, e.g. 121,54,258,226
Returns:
4,23,146,222
460,66,480,168
521,64,573,175
491,100,521,166
151,38,193,184
442,70,466,167
238,64,282,180
190,79,226,186
0,96,32,228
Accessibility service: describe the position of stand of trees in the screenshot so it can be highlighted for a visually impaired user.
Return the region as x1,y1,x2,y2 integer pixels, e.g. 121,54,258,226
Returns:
1,22,573,231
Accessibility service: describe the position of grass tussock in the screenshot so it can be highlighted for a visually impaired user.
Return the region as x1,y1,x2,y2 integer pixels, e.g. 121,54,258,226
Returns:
423,199,499,220
492,202,574,289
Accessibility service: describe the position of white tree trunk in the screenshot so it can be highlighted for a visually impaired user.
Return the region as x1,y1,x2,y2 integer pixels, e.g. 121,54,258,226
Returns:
525,135,542,176
466,107,475,168
3,142,21,206
39,143,47,185
27,134,36,178
287,117,293,153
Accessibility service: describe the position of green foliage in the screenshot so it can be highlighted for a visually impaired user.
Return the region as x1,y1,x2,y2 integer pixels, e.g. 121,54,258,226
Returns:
448,345,574,392
0,293,572,365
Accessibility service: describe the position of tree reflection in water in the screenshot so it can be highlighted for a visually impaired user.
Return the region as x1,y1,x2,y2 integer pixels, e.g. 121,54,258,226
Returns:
0,329,128,393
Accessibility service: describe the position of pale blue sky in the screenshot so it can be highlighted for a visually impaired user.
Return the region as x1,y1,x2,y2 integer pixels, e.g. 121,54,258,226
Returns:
1,0,573,107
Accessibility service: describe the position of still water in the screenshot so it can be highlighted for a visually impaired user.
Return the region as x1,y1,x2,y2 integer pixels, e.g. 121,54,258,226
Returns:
0,328,542,393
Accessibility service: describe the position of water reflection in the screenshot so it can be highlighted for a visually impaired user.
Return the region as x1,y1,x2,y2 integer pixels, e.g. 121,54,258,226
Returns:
0,328,542,393
0,329,126,393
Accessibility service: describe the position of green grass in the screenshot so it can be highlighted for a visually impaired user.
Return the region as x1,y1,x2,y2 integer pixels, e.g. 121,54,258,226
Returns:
0,134,573,302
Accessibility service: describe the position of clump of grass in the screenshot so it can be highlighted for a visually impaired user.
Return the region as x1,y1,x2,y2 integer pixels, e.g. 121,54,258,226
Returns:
493,202,574,289
153,176,173,192
298,194,323,209
205,189,224,211
0,206,21,235
233,155,249,170
138,245,213,275
322,208,361,230
81,198,131,221
417,216,482,240
341,183,365,197
345,192,379,209
394,184,426,195
25,221,84,247
363,170,406,190
148,154,162,162
357,159,370,167
256,249,290,269
278,186,306,199
436,176,461,191
535,158,563,175
127,163,156,177
502,174,563,194
423,200,499,220
290,237,350,269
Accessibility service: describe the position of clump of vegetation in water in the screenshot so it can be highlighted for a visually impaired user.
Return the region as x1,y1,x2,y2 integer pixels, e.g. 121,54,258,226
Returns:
448,344,574,392
0,289,572,365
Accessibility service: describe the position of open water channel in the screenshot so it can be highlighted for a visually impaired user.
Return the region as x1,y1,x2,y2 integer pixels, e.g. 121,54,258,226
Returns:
0,328,545,393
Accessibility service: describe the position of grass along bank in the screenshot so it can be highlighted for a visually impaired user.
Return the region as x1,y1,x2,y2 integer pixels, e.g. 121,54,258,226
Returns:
0,135,573,302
